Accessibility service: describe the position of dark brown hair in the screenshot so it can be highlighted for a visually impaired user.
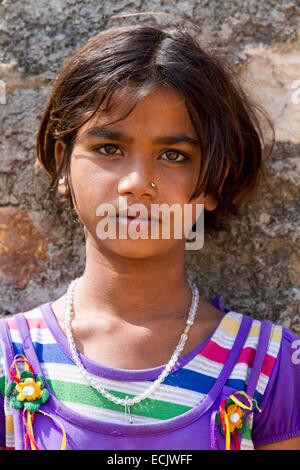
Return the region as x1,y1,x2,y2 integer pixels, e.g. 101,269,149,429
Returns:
36,22,275,234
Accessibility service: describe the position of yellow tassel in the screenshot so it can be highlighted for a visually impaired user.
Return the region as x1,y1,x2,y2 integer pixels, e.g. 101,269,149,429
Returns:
27,412,38,450
10,354,67,450
223,391,262,450
25,409,67,450
229,391,262,413
224,410,231,450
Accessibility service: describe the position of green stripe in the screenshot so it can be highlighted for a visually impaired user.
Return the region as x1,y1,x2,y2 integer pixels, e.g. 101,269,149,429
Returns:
0,376,5,397
47,379,191,420
242,425,252,440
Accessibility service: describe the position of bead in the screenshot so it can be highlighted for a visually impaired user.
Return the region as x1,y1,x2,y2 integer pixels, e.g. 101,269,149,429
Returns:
64,277,200,408
22,386,35,397
230,412,241,424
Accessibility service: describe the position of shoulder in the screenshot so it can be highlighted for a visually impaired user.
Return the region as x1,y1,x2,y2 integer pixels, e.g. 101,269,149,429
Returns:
218,310,286,402
215,309,300,447
265,323,300,393
223,309,286,356
250,323,300,447
0,303,46,334
281,325,300,356
241,312,297,381
276,325,300,374
0,303,54,361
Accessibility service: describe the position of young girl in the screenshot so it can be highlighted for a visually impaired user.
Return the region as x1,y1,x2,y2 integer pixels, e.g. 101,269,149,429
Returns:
0,23,299,451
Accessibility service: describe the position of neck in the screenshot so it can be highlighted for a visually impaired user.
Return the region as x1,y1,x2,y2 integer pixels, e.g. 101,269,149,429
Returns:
73,237,193,325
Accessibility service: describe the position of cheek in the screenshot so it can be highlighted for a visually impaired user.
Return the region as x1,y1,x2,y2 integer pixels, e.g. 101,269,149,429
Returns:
70,160,113,221
184,188,207,226
168,168,194,197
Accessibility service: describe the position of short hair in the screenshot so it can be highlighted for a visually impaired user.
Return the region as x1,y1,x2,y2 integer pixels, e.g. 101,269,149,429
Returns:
36,23,275,234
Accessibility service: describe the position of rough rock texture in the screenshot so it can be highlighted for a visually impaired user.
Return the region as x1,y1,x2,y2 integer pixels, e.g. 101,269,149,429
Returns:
0,1,299,334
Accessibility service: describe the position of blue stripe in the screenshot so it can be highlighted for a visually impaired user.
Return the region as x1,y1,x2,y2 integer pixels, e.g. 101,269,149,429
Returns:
12,342,74,365
11,341,262,401
12,342,246,396
223,378,263,403
254,390,263,404
225,378,246,390
12,342,24,356
160,368,217,394
12,342,218,393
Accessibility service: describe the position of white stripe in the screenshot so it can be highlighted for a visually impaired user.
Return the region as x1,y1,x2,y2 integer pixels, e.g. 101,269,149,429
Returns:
31,328,57,344
23,308,43,319
226,311,243,323
228,363,251,381
4,396,13,412
6,325,264,357
3,400,15,448
63,401,163,424
213,328,261,350
256,373,269,394
40,362,207,407
9,328,56,345
267,339,281,357
186,355,223,378
8,321,258,351
243,337,260,348
0,341,5,377
211,330,236,348
240,438,255,450
221,334,260,350
5,434,15,448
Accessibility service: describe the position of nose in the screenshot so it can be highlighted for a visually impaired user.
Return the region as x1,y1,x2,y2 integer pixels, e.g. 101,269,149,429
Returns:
117,165,157,200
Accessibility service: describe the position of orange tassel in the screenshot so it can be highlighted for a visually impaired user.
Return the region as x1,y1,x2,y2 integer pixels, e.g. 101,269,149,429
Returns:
8,353,67,450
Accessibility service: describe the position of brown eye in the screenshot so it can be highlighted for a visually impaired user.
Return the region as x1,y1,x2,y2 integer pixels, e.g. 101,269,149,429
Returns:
94,144,122,155
161,150,188,162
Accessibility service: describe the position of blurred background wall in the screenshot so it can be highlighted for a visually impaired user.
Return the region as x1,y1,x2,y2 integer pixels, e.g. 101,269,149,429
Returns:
0,0,299,333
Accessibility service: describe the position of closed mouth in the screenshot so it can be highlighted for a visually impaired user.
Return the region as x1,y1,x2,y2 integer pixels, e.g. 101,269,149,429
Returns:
116,212,160,222
117,215,158,221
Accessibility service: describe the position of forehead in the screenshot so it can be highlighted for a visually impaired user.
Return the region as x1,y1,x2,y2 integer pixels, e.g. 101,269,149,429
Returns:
76,85,197,140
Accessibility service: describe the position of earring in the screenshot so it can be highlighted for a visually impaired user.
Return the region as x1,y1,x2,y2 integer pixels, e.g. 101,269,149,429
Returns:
149,181,156,188
58,176,69,197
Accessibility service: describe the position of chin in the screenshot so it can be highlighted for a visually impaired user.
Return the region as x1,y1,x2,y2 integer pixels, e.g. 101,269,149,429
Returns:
97,238,179,260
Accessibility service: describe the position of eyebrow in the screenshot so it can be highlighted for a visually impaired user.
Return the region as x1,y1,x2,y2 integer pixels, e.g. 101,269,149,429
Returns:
80,127,201,147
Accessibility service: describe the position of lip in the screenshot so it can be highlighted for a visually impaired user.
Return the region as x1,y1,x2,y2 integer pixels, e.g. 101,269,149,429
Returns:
116,215,160,223
112,216,160,229
116,211,160,222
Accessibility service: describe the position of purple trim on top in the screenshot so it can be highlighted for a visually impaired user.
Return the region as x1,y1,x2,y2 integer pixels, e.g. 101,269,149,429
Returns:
38,294,227,381
11,310,253,436
210,294,228,313
0,318,25,449
246,320,273,397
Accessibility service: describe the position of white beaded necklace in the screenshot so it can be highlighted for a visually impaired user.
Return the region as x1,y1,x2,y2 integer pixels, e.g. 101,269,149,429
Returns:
64,276,199,424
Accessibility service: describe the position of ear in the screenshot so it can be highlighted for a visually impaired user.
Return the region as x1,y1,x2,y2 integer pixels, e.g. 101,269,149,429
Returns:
203,194,218,212
190,191,217,212
203,163,230,211
54,140,69,198
54,139,67,171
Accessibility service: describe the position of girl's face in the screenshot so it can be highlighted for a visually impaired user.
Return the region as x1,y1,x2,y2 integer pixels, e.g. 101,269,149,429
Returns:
55,85,217,259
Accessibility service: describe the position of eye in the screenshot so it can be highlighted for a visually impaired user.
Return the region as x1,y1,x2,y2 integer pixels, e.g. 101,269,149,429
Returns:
160,150,189,163
93,145,189,162
93,144,122,156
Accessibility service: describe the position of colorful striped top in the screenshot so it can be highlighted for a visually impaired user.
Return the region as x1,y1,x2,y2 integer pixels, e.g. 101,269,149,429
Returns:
0,294,300,450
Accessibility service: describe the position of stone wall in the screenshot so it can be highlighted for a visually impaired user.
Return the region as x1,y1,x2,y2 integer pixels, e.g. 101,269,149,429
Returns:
0,0,299,333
